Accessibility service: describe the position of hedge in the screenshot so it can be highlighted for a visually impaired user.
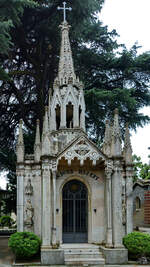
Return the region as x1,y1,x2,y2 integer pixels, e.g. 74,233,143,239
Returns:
123,231,150,259
8,231,41,259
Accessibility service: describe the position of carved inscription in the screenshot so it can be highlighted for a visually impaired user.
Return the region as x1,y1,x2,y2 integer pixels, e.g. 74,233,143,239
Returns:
56,169,103,182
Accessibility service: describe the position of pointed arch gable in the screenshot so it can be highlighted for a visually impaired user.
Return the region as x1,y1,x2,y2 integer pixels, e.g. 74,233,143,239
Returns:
64,86,77,107
51,91,62,109
57,135,107,166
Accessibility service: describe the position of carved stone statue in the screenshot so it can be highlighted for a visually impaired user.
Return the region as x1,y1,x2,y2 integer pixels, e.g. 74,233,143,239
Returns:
24,199,34,226
25,179,33,195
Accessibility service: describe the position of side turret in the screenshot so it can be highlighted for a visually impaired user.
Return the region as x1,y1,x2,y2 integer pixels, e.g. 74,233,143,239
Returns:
16,119,24,163
102,120,111,156
42,107,51,156
123,123,133,164
34,119,41,162
111,109,122,157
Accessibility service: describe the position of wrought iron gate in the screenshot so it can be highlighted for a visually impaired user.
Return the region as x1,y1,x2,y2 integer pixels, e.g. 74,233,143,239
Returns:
63,179,88,243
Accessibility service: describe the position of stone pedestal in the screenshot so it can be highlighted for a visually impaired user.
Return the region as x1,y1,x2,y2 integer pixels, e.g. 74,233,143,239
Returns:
41,247,64,265
101,246,128,264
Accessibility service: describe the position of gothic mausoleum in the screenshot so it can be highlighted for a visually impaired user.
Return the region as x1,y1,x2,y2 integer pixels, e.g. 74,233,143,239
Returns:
16,4,134,265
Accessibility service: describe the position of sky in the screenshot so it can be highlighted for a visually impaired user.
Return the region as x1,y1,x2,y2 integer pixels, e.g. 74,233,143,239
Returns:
0,0,150,189
100,0,150,163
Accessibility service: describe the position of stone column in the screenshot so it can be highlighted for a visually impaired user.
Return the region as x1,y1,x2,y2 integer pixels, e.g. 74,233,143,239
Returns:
42,164,51,247
105,161,113,247
126,166,133,234
112,159,123,247
51,110,56,131
80,108,85,131
52,170,57,246
17,168,24,232
60,104,66,128
73,104,79,128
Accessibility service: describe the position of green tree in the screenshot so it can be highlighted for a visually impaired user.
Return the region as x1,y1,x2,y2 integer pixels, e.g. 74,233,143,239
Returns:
133,154,150,181
0,0,36,54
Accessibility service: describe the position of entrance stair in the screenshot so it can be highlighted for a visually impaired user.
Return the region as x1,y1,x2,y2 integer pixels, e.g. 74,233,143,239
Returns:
61,243,105,265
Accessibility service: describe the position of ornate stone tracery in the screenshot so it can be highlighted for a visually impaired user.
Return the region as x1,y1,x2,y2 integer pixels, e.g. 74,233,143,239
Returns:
58,137,104,166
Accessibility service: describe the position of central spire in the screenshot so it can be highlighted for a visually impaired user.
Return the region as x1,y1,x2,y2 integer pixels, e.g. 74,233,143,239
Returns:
58,22,75,84
55,2,76,86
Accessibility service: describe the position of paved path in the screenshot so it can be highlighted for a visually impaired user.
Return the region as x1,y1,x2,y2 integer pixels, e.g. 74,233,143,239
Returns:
0,236,14,266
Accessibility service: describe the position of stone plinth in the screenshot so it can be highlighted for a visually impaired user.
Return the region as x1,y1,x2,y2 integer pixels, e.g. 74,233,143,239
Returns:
41,247,64,265
101,246,128,264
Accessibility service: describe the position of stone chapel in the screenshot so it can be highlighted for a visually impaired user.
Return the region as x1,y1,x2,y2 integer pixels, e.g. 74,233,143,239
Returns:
16,4,134,265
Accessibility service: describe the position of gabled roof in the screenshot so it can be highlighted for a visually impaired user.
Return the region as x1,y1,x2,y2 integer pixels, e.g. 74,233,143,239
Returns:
133,179,150,189
57,134,108,166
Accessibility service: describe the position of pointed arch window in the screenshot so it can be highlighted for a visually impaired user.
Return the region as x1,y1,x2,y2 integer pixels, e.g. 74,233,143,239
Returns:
79,105,82,127
136,197,141,210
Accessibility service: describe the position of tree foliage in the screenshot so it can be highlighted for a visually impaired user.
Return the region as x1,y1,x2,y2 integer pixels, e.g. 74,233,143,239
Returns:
0,0,36,54
133,154,150,181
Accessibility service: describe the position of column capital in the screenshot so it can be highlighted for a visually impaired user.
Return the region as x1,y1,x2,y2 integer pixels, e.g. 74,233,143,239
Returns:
125,165,134,178
16,170,25,177
42,165,51,173
113,159,123,173
51,159,57,172
105,160,113,178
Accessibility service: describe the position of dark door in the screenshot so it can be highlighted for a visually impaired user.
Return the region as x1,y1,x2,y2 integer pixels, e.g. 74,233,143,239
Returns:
63,179,88,243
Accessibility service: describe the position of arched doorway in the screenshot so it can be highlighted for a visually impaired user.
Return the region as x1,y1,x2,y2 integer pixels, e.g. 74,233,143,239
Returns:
62,179,88,243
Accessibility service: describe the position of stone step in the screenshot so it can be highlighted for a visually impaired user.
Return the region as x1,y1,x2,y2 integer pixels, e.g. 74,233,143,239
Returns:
65,251,103,259
65,257,105,265
64,248,100,253
61,244,99,249
61,243,105,265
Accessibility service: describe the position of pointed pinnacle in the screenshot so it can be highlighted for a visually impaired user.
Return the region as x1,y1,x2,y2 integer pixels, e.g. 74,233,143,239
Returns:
114,108,119,115
42,106,49,135
124,123,132,148
104,120,111,143
111,109,122,157
113,108,121,136
18,119,24,145
123,123,133,164
35,119,40,145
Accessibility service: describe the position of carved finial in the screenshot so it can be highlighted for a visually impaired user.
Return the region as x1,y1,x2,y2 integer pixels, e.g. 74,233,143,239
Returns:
35,120,40,145
103,120,112,156
34,119,41,162
42,106,49,136
16,119,24,162
114,108,119,115
41,107,51,156
18,119,24,145
123,123,133,164
111,109,122,157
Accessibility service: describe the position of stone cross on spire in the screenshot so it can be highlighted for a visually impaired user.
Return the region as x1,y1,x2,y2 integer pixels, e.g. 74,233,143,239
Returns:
54,2,76,86
57,2,72,22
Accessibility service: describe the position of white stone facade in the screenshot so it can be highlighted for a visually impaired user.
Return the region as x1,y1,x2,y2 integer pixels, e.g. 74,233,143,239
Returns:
16,18,133,264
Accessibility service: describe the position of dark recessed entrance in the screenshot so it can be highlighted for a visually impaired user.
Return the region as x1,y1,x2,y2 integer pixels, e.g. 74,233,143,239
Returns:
62,179,88,243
